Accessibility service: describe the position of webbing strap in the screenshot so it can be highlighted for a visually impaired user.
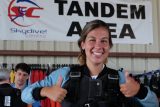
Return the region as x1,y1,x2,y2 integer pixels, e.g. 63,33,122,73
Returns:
68,66,81,102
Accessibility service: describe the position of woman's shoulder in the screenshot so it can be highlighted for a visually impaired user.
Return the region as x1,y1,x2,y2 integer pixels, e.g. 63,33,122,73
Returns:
105,66,118,73
52,66,71,73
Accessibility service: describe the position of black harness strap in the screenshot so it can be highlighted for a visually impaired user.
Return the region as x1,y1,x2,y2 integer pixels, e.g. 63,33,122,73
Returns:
67,65,82,102
0,87,27,107
62,66,144,107
81,67,121,107
105,68,120,103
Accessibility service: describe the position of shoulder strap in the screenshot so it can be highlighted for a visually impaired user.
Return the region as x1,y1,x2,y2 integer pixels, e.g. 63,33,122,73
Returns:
0,87,23,107
65,65,82,102
98,67,121,106
99,67,119,93
0,87,21,96
107,68,121,105
106,67,119,92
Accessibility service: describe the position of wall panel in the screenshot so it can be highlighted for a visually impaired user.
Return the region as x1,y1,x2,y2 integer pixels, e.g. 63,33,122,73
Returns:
146,0,159,53
5,56,22,64
118,58,132,72
132,58,146,73
23,56,38,64
107,58,118,69
0,41,4,50
0,56,4,64
39,41,55,51
54,41,70,51
6,41,22,50
23,41,38,50
39,57,56,64
147,59,160,71
158,0,160,53
118,44,131,52
132,45,145,52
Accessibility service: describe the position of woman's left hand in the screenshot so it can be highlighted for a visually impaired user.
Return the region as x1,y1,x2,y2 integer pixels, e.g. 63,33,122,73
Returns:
120,71,140,97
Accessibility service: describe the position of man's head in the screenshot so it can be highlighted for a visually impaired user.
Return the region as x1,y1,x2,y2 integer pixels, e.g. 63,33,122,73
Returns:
0,68,10,84
14,63,30,89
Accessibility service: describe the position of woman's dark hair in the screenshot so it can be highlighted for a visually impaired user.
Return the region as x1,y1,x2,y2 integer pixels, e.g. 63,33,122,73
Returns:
78,19,113,65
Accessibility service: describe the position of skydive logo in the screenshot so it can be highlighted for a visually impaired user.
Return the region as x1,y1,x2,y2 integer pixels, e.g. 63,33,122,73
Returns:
8,0,43,27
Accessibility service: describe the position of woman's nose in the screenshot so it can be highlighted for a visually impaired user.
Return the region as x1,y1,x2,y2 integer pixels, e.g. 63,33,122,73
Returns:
94,40,102,47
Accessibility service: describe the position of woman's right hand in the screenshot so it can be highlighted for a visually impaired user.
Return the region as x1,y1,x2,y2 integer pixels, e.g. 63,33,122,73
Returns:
40,76,67,102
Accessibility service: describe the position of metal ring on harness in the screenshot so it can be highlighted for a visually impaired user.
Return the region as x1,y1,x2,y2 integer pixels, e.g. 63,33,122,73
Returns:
84,103,90,107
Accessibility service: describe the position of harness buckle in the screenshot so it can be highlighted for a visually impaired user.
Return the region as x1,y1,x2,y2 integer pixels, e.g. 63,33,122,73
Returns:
69,72,81,78
108,74,119,80
84,103,90,107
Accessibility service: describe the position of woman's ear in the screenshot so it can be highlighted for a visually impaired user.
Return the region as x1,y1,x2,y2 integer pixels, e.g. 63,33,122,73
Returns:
81,41,85,50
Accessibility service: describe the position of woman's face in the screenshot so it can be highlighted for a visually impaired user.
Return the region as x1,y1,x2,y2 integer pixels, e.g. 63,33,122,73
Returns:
81,27,110,65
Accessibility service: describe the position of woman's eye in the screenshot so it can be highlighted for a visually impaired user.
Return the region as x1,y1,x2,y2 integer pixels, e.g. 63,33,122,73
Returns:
89,39,95,42
101,40,108,43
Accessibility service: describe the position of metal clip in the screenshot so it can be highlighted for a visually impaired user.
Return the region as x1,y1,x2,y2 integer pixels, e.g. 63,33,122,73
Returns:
69,72,81,78
84,103,90,107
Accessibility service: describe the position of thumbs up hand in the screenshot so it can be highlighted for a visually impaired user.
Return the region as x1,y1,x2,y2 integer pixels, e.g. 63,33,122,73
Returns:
40,75,67,102
120,71,140,97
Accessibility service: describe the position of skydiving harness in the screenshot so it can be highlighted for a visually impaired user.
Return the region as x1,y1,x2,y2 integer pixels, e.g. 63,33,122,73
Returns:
63,65,122,107
0,87,21,107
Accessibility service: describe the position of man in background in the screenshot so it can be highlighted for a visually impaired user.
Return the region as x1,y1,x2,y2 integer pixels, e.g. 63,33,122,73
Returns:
11,63,30,90
0,68,27,107
12,63,40,107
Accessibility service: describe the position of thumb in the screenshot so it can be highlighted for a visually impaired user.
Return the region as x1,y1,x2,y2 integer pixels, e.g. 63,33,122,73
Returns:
118,68,126,84
125,71,130,82
56,75,63,87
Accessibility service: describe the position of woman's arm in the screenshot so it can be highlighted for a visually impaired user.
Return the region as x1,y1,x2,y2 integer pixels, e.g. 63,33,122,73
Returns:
118,70,159,107
21,67,70,104
137,87,159,107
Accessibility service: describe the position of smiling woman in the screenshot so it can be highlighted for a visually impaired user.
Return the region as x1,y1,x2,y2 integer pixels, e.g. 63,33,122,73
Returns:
21,19,159,107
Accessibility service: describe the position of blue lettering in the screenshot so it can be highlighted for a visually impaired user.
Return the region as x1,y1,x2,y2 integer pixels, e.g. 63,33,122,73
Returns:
10,28,47,35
